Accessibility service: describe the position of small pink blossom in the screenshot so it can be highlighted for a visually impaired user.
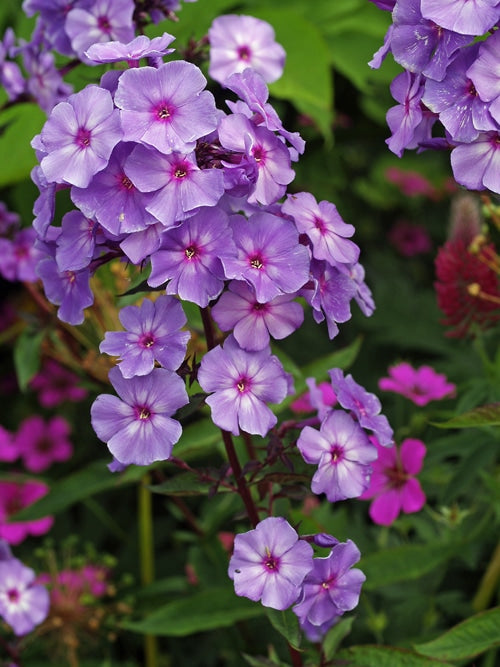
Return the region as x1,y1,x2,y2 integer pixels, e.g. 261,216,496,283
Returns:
290,380,337,420
388,220,432,257
29,358,88,408
378,362,455,406
16,415,73,473
0,480,53,545
360,437,427,526
0,426,19,463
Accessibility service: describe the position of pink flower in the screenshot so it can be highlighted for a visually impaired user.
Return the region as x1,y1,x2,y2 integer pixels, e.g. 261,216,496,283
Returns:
290,380,337,421
0,480,53,545
29,359,88,408
378,362,455,406
16,415,73,473
0,426,19,463
360,438,426,526
388,220,432,257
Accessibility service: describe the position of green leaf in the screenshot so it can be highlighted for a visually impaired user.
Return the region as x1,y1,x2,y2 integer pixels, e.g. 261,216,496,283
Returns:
122,587,264,636
322,615,355,660
149,471,230,496
242,655,287,667
360,543,456,591
266,607,301,650
10,459,150,521
174,418,221,460
13,328,45,391
300,335,362,379
415,607,500,661
0,103,46,185
433,403,500,429
335,645,453,666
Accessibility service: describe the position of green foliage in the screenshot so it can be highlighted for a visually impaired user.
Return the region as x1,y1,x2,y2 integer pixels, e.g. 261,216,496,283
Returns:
0,104,46,186
13,327,44,390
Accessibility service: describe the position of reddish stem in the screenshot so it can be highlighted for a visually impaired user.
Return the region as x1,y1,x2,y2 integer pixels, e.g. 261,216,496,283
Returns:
221,429,260,528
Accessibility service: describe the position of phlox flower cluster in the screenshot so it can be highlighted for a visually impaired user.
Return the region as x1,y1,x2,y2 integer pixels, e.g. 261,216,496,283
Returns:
370,0,500,194
0,539,50,636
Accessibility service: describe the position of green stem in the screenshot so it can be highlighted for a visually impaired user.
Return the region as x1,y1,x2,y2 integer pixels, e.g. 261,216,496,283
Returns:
472,541,500,612
139,474,159,667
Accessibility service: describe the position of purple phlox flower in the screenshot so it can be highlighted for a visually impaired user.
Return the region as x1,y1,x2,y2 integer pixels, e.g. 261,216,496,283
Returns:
290,378,337,422
378,362,456,405
391,0,473,81
23,46,73,113
119,222,164,264
29,358,87,407
0,426,18,463
388,220,433,256
423,44,497,143
148,206,237,307
100,295,190,378
211,280,304,352
467,30,500,125
55,210,98,272
360,437,426,525
209,14,285,85
369,24,394,69
306,260,357,339
450,132,500,194
370,0,396,8
0,32,25,101
420,0,500,36
221,212,310,303
282,192,359,265
228,517,313,610
124,145,225,228
218,113,295,205
386,71,426,157
36,246,94,325
197,335,289,437
293,540,365,641
0,202,19,235
16,415,73,473
0,228,43,283
38,84,122,188
339,261,376,317
329,368,394,446
224,69,305,157
0,480,53,545
65,0,135,62
71,142,157,236
0,539,12,561
114,61,218,155
22,0,93,56
31,165,58,240
297,410,377,502
91,365,188,466
85,32,175,64
0,557,50,636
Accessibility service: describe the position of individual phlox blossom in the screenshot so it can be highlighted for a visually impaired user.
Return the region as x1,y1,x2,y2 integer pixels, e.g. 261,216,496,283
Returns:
119,222,165,265
84,32,176,64
420,0,500,36
434,238,500,337
114,61,218,155
71,142,157,236
228,517,313,610
386,71,426,157
100,295,190,378
282,192,359,265
197,335,289,437
388,220,433,256
91,366,188,466
38,85,122,189
329,368,394,446
221,211,310,303
0,228,43,283
342,262,376,318
291,379,337,422
124,145,225,228
378,362,456,406
0,426,18,463
360,437,426,525
0,556,50,636
307,260,357,339
450,132,500,195
293,540,365,641
29,359,87,408
218,113,295,205
22,46,73,114
0,30,25,101
209,14,285,85
211,280,304,351
0,480,53,545
148,206,237,307
55,210,98,272
65,0,135,62
391,0,473,81
422,44,497,144
22,0,93,56
297,410,377,502
36,250,94,325
467,30,500,125
224,69,305,157
15,415,73,474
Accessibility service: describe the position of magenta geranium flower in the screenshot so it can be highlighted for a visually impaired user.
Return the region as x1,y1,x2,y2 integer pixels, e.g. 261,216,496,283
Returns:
15,415,73,473
0,425,18,463
228,517,313,610
378,362,456,406
360,437,427,526
0,556,50,636
30,358,88,408
0,480,53,545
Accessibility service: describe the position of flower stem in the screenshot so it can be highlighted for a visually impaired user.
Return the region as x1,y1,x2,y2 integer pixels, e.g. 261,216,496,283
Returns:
138,474,158,667
472,541,500,612
221,429,260,528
